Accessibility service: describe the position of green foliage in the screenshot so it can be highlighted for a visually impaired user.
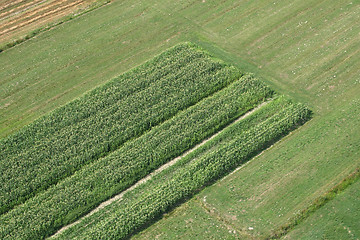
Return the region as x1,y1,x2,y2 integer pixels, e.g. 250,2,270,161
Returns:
0,73,272,239
54,97,311,240
0,43,242,215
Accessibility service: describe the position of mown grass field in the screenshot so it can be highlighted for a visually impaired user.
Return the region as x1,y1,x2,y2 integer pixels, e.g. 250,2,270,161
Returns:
283,178,360,240
1,0,359,239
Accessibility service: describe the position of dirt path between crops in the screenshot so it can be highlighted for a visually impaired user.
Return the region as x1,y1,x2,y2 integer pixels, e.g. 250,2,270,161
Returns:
50,100,271,238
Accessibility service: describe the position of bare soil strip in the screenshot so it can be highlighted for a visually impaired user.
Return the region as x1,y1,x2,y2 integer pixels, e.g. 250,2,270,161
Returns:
50,100,271,238
0,0,84,35
0,0,48,20
1,0,76,25
0,0,27,12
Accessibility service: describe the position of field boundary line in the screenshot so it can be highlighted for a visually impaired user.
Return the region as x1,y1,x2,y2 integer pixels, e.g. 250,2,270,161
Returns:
50,100,272,238
265,166,360,239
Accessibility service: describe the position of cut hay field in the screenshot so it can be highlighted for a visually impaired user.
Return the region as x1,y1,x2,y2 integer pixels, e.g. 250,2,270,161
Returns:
0,0,104,47
0,0,359,239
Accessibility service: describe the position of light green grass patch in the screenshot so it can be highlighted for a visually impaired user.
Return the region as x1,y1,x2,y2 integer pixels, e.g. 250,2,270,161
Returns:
283,178,360,240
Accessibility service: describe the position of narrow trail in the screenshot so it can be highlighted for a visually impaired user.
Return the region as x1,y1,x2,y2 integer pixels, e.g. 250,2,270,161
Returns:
50,100,271,238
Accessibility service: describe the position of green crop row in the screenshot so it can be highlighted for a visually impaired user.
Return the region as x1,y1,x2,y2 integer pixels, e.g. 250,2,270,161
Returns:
78,97,294,209
0,43,241,215
0,75,272,240
54,97,311,240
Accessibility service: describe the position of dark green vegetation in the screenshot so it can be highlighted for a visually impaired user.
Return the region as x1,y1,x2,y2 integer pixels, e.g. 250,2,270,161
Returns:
1,0,359,239
54,97,310,239
0,46,274,239
0,43,241,214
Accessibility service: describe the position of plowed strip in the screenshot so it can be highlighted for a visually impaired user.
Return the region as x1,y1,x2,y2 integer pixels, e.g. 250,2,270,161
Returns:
0,0,27,12
0,0,84,35
0,0,99,45
0,0,48,20
0,0,83,30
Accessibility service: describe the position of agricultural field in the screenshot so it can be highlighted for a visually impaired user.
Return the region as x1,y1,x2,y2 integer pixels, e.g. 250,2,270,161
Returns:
0,43,281,239
0,43,243,215
0,0,105,48
1,0,359,239
283,178,360,240
51,97,310,239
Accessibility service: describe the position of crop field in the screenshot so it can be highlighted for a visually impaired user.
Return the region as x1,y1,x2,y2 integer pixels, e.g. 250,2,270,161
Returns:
0,43,290,239
0,0,359,239
0,43,243,215
0,0,102,47
51,97,310,240
0,42,310,239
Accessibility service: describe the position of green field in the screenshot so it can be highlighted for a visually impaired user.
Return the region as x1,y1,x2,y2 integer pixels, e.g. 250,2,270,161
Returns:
283,179,360,240
0,57,278,239
0,43,243,215
134,96,360,239
51,97,309,239
1,0,359,239
0,43,308,239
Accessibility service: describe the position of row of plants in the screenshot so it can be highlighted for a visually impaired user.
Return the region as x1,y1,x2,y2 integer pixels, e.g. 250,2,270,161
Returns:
0,43,241,214
0,75,272,240
54,97,311,240
76,96,292,210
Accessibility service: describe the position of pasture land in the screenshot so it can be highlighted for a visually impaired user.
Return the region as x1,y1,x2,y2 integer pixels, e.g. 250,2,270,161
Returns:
0,0,359,239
